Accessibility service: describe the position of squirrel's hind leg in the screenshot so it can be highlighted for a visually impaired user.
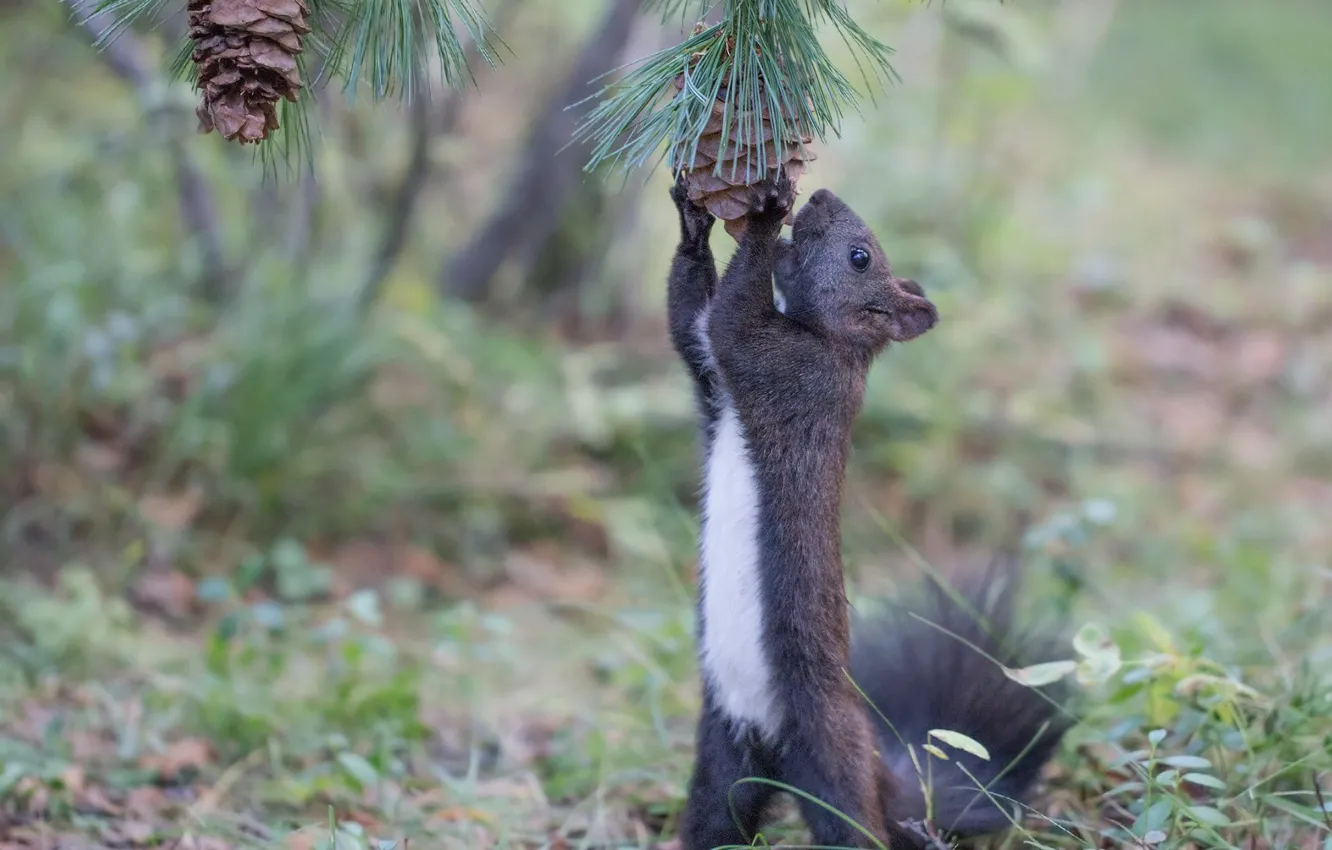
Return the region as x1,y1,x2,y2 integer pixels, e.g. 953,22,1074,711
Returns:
679,708,777,850
771,700,893,848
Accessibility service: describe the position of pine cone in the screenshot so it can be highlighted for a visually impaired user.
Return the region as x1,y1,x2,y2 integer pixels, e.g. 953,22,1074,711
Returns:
670,74,814,241
188,0,310,145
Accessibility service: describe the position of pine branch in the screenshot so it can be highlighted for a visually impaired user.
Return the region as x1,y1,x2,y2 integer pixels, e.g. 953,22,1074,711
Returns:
71,0,905,180
572,0,898,178
74,0,502,170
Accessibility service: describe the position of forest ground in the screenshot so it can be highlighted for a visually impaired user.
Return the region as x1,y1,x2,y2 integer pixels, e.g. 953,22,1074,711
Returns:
2,1,1331,848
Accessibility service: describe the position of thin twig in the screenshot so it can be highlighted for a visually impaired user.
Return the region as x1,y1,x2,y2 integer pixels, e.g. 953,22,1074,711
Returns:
65,0,234,305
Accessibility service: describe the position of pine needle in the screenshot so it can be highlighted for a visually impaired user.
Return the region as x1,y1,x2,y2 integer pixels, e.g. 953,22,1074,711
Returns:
87,0,172,46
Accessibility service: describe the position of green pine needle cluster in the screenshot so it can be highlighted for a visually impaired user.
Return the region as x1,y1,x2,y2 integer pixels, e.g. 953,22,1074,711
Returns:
573,0,898,179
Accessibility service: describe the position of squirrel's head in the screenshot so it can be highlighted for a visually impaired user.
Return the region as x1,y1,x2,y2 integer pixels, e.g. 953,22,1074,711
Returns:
774,188,937,354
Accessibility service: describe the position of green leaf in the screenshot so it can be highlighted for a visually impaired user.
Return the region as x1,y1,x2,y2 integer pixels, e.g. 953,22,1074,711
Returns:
250,601,287,631
235,554,268,594
0,763,28,795
1133,799,1172,836
1160,755,1212,770
336,752,379,790
1002,659,1077,687
1182,772,1226,790
347,589,383,627
1262,795,1332,831
1104,780,1147,797
196,576,234,604
927,729,991,761
1074,623,1122,685
1073,622,1115,657
1187,805,1232,827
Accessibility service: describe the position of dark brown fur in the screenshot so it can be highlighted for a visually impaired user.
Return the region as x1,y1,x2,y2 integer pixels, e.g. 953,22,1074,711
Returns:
670,175,937,849
667,174,1067,849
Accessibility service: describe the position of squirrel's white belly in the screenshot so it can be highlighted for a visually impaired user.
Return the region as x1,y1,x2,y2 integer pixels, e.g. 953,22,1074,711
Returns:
699,402,783,741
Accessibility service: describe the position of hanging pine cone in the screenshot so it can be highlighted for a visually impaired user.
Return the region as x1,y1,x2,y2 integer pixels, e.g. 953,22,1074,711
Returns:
670,72,814,241
188,0,310,145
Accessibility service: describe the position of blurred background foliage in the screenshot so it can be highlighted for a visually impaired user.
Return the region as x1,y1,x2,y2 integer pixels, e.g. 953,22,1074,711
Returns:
2,1,1332,848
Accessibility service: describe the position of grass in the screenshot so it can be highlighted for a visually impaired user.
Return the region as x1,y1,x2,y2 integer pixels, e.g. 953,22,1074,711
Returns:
2,0,1332,848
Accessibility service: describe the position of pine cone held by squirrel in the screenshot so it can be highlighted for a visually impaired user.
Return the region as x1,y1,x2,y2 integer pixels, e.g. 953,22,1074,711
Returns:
670,74,815,241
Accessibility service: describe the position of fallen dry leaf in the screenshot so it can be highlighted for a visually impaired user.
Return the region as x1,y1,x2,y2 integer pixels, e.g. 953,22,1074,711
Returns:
1233,329,1287,386
323,539,472,599
75,441,127,475
125,785,170,816
138,488,204,531
67,728,113,762
139,737,212,782
74,784,120,817
496,548,608,607
13,776,50,815
429,805,495,824
130,569,199,619
99,819,155,846
342,810,382,830
284,829,321,850
30,463,85,501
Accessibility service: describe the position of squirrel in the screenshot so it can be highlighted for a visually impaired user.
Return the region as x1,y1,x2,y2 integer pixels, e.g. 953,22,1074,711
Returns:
666,172,1071,849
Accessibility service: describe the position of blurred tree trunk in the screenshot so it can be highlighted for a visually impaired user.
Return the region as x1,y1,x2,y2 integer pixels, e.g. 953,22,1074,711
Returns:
67,0,233,305
439,0,650,321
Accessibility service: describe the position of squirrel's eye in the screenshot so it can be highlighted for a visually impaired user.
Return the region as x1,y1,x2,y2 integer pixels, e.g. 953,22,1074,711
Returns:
849,247,870,272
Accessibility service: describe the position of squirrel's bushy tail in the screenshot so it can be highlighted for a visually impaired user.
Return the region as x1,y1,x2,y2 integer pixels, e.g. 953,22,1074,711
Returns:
848,557,1072,839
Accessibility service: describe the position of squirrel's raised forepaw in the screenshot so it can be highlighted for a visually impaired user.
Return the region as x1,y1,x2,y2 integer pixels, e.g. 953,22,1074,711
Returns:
672,172,715,242
750,172,796,223
669,172,691,208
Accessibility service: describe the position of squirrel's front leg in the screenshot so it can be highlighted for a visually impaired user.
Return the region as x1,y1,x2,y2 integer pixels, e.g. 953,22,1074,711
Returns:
709,174,796,357
667,174,721,410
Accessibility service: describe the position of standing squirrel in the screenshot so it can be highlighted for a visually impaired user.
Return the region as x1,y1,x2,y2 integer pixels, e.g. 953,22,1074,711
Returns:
666,173,1071,849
